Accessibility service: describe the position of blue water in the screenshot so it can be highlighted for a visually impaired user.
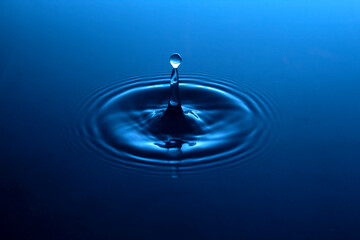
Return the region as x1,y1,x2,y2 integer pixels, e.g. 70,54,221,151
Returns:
1,0,360,239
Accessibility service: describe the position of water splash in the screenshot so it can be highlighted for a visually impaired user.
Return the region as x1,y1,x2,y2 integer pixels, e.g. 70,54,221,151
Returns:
160,54,202,137
72,55,278,176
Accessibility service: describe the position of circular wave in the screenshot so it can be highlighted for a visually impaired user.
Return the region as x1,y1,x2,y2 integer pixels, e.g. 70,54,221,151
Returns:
72,74,278,176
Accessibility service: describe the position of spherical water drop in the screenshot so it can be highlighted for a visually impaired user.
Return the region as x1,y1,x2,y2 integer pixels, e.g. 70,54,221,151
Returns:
170,53,182,69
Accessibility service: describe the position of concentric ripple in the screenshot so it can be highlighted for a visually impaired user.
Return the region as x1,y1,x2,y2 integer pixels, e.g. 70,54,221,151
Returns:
72,74,277,176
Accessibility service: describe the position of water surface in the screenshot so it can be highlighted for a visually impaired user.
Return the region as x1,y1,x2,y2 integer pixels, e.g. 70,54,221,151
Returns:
1,0,360,239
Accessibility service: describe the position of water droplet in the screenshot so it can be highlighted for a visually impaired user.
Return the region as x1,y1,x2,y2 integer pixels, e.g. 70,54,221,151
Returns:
170,53,182,69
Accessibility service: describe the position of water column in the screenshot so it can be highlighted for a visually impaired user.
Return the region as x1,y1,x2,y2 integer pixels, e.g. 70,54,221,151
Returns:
168,53,183,111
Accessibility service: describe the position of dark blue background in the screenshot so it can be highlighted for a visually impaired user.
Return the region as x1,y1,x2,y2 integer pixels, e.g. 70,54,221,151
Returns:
1,0,360,239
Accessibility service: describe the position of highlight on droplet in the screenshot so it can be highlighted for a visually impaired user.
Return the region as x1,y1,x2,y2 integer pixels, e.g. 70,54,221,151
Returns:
170,53,182,69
